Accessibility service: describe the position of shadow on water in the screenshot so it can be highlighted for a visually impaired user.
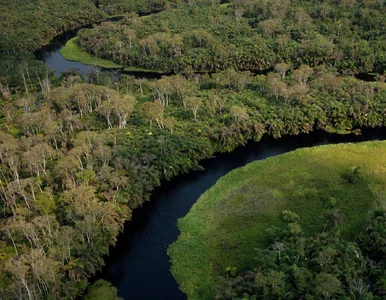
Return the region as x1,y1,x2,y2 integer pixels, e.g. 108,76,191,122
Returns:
95,128,386,300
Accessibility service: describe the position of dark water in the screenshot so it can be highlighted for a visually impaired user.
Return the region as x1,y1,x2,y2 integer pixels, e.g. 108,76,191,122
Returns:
33,21,382,299
34,19,164,79
35,25,375,82
35,31,96,76
97,128,386,300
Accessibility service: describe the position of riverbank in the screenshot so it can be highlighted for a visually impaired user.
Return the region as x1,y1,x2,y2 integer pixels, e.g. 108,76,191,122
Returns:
60,36,164,73
60,37,123,69
169,140,386,299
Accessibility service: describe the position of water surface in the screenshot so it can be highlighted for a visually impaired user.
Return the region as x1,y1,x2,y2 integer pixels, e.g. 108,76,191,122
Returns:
34,25,385,300
98,128,386,300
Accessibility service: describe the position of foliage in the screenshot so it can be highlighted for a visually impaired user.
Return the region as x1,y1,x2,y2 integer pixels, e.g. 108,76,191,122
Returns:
2,0,386,298
214,210,386,299
169,141,386,299
98,0,173,15
60,37,123,69
83,279,122,300
0,0,104,51
77,0,386,74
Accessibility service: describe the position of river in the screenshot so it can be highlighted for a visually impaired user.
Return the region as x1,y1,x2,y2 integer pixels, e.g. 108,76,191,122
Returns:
96,128,386,300
35,27,163,79
35,30,96,76
35,31,386,300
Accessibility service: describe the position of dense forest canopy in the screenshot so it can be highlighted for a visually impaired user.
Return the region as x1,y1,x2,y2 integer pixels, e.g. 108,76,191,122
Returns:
0,0,386,298
215,209,386,299
0,0,176,52
1,63,386,299
76,0,386,74
0,0,103,52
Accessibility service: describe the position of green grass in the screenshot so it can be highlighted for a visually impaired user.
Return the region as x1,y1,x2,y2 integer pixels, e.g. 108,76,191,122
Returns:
169,141,386,299
60,37,163,73
60,37,123,69
123,66,163,73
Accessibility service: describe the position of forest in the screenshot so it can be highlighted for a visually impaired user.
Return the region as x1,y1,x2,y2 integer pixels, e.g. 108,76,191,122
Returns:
0,0,386,298
76,0,386,74
215,208,386,299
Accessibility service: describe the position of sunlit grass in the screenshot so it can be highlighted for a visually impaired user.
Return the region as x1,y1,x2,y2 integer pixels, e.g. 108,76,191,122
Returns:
60,37,164,73
169,141,386,299
60,37,123,69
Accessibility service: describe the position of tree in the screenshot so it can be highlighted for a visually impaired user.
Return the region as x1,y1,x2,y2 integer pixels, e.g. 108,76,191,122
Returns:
185,96,202,121
172,75,197,108
23,143,55,177
149,77,174,106
230,105,249,124
314,273,342,298
112,94,135,129
98,101,114,129
35,190,56,215
267,73,286,101
274,63,291,79
259,19,283,37
140,101,165,129
84,280,122,300
124,28,136,49
212,92,227,115
292,65,313,86
5,256,34,300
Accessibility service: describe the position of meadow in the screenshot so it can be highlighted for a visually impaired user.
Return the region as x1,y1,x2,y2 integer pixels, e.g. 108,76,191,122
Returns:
169,141,386,299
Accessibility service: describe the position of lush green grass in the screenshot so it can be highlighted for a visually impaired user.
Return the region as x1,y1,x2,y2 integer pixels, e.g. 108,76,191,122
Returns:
60,37,123,69
169,141,386,299
123,66,163,73
60,37,163,73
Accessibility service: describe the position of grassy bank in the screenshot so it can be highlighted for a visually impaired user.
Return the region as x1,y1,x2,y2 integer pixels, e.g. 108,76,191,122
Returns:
60,37,163,73
169,141,386,299
123,66,163,73
60,37,123,69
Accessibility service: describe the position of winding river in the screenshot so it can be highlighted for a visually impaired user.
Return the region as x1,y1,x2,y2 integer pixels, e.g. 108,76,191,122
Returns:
35,30,96,76
36,35,386,300
95,129,386,300
35,28,163,79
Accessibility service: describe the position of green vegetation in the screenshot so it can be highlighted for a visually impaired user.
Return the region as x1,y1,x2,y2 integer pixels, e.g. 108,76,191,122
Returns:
98,0,172,15
1,53,386,298
213,209,386,299
59,37,163,72
78,0,386,74
123,66,163,73
0,0,104,51
83,280,122,300
1,0,386,298
0,0,176,52
60,37,123,69
169,141,386,299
